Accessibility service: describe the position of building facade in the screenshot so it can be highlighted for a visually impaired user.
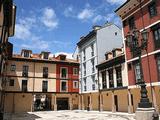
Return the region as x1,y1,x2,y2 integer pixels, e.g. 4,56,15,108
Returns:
4,50,79,113
97,48,128,112
76,23,123,110
0,0,16,118
116,0,160,113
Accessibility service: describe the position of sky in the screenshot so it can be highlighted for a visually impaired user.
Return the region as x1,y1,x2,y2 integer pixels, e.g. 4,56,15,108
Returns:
11,0,127,58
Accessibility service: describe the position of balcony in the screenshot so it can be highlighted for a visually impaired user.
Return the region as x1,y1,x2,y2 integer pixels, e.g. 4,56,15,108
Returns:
22,72,28,77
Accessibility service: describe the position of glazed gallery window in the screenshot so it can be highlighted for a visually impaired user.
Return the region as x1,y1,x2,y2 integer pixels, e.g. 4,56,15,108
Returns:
108,69,114,88
101,71,107,89
134,62,141,83
61,81,67,92
157,56,160,80
22,80,27,92
9,79,14,86
153,27,160,49
24,51,29,58
43,53,49,59
148,2,157,17
42,81,48,92
10,64,16,71
73,68,78,76
116,67,123,87
73,81,78,89
22,65,29,77
43,67,48,78
60,67,68,78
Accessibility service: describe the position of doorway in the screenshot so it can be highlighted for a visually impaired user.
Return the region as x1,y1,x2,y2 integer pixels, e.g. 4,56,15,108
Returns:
57,98,69,110
114,95,118,111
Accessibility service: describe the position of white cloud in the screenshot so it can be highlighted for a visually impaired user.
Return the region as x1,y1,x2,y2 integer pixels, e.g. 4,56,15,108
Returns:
64,6,74,17
55,52,73,59
93,15,103,23
41,7,58,30
78,8,94,20
106,0,127,5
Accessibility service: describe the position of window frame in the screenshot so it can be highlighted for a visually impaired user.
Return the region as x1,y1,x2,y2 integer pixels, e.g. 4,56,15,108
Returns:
22,65,29,77
43,67,48,78
156,56,160,81
148,2,157,18
73,81,79,89
60,80,68,92
10,64,16,71
42,80,48,92
22,80,28,92
60,67,68,79
101,70,107,89
128,16,135,30
73,68,78,76
9,79,14,86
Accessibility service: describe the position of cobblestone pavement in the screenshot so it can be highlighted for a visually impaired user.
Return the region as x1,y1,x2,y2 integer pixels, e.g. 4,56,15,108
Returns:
4,110,136,120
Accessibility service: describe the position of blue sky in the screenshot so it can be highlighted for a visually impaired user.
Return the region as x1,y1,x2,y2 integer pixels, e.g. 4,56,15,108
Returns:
11,0,126,58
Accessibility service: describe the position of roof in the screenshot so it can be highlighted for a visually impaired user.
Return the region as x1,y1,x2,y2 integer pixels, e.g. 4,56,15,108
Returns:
115,0,130,12
11,53,79,65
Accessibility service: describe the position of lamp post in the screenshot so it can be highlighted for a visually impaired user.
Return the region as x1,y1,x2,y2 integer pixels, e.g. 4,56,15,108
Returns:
126,28,152,108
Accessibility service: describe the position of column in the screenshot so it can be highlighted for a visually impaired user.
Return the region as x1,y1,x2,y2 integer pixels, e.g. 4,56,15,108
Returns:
128,89,134,113
54,94,57,111
31,94,35,112
112,91,116,113
78,94,81,110
89,93,92,110
100,92,103,111
69,94,73,110
81,95,85,110
152,87,159,113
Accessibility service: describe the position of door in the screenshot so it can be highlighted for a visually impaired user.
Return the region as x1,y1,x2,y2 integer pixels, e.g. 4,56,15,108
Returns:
57,98,69,110
114,95,118,111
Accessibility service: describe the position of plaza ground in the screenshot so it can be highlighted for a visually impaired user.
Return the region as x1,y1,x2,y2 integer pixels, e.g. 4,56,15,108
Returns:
4,110,136,120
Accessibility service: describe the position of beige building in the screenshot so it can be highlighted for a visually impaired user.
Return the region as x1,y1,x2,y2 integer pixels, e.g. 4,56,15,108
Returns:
0,0,16,118
4,49,79,113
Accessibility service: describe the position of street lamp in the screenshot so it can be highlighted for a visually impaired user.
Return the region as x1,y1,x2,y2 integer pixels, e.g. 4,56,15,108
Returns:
126,27,152,108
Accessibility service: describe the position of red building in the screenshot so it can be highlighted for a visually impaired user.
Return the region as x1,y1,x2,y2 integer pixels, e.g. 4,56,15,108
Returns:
56,54,79,93
116,0,160,113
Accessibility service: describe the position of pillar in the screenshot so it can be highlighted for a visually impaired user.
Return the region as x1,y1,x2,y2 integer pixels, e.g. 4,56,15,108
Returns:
69,94,73,110
100,92,103,111
152,87,159,113
78,94,81,110
89,93,92,110
54,94,57,111
128,89,134,113
112,91,116,113
81,95,85,110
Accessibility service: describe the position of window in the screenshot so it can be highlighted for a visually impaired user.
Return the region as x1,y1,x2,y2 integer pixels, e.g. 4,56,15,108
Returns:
22,65,29,77
9,79,14,86
92,84,95,90
43,67,48,78
91,59,95,73
153,27,160,49
24,51,29,58
101,71,107,89
10,64,16,71
83,63,86,76
115,32,117,36
148,2,157,17
83,49,86,61
61,67,68,78
112,50,116,57
61,81,67,92
157,56,160,80
22,80,27,92
108,69,114,88
44,53,49,59
73,81,78,89
134,62,141,83
42,81,48,92
73,68,78,76
116,67,123,87
128,17,135,30
91,44,94,57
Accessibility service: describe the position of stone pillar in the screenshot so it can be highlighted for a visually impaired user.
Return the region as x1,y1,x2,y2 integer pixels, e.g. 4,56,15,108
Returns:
89,93,92,111
78,94,81,110
100,93,103,111
54,94,57,111
81,95,85,110
152,87,159,113
69,94,73,110
128,89,134,113
111,91,116,113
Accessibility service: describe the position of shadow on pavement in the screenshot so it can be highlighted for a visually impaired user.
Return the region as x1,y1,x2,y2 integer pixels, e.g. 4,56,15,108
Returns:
4,112,41,120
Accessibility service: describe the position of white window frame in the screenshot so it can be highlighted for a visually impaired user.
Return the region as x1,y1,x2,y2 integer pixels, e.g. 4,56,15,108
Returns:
73,81,79,89
11,64,16,71
60,80,68,92
60,67,68,79
73,68,78,76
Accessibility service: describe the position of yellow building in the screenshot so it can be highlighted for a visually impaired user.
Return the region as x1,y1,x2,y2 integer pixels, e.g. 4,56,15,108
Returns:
4,49,79,113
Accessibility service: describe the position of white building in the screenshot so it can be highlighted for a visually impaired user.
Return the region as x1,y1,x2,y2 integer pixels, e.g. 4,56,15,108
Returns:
75,23,123,94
